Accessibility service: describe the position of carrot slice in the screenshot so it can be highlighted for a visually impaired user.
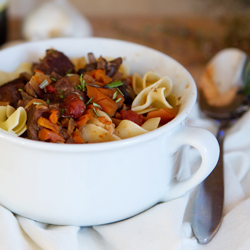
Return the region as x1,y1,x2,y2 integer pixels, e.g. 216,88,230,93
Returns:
38,128,65,143
76,113,93,128
98,87,125,107
49,110,59,124
34,69,44,74
89,69,112,84
72,129,85,143
96,98,118,117
84,105,97,117
86,85,106,102
86,85,118,116
146,108,177,125
38,117,60,133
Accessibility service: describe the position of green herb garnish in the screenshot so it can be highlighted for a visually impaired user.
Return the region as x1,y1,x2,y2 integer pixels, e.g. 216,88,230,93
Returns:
85,96,93,106
93,102,101,108
115,97,122,103
66,69,72,74
86,83,101,88
79,74,86,90
50,77,56,82
93,107,100,117
39,79,49,89
106,81,123,88
117,87,124,96
112,91,118,100
77,84,83,91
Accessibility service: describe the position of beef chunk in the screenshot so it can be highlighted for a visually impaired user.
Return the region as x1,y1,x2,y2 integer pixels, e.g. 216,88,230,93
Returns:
50,71,62,81
105,57,123,78
26,104,50,140
78,55,122,79
0,78,26,108
50,77,87,103
33,49,75,76
17,91,35,108
24,82,38,98
78,63,97,75
19,72,32,82
119,78,136,105
17,99,31,108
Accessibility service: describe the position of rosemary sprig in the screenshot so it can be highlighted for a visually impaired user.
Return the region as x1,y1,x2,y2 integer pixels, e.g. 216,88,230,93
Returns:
85,97,93,106
106,80,123,88
93,107,100,117
50,77,57,82
93,102,101,108
115,97,122,103
117,87,124,96
79,74,86,90
112,91,118,100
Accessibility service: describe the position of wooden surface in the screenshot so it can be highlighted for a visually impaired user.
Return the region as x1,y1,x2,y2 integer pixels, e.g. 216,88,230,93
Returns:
6,15,250,84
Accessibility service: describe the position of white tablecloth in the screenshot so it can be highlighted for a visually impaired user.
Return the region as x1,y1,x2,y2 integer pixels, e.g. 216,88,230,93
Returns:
1,103,250,250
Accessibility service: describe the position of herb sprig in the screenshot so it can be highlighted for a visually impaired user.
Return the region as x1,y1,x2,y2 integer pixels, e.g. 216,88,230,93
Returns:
105,81,123,88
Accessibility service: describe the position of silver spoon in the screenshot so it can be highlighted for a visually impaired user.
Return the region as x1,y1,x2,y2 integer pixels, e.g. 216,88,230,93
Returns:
191,48,250,244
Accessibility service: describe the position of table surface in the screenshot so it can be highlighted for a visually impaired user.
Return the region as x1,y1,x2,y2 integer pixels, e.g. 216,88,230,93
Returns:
7,15,250,84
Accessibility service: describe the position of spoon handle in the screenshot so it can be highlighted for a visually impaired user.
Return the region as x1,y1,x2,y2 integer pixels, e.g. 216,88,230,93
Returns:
191,123,226,244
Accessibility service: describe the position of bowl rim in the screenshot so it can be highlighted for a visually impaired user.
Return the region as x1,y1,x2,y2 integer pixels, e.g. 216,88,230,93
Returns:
0,37,197,152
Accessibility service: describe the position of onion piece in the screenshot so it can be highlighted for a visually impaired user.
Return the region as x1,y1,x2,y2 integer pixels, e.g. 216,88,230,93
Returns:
67,118,75,135
24,99,48,110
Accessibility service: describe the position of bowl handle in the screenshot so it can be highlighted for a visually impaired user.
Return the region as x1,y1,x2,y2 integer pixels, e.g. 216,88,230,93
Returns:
162,125,219,201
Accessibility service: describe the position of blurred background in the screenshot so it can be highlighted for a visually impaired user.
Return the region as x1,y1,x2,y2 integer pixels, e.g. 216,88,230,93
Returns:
8,0,250,18
3,0,250,82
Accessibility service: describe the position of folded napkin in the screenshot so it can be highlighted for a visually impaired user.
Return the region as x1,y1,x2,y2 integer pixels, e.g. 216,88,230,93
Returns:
1,103,250,250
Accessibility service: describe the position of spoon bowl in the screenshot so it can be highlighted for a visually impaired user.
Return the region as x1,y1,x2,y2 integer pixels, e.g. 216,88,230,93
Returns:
199,48,250,119
199,90,247,120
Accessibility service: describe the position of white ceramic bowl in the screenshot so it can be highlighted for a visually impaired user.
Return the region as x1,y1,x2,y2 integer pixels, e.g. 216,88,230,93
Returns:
0,37,219,226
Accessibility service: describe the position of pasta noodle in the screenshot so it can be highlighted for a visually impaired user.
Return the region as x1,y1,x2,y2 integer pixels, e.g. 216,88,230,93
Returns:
71,57,87,72
0,62,32,86
132,73,143,95
80,124,121,142
78,109,121,142
115,119,148,139
141,117,161,131
131,71,178,114
115,117,161,139
0,105,27,136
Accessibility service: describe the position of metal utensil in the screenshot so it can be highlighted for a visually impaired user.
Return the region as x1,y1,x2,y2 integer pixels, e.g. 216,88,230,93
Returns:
191,48,250,244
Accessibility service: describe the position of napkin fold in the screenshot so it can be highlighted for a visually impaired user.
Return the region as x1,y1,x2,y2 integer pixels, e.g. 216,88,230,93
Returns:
1,103,250,250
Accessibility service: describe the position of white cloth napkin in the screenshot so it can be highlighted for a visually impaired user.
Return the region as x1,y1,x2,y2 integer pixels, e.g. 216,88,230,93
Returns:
1,103,250,250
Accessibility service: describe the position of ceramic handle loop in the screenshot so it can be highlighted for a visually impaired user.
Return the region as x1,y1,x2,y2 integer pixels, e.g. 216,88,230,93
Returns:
162,125,219,201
